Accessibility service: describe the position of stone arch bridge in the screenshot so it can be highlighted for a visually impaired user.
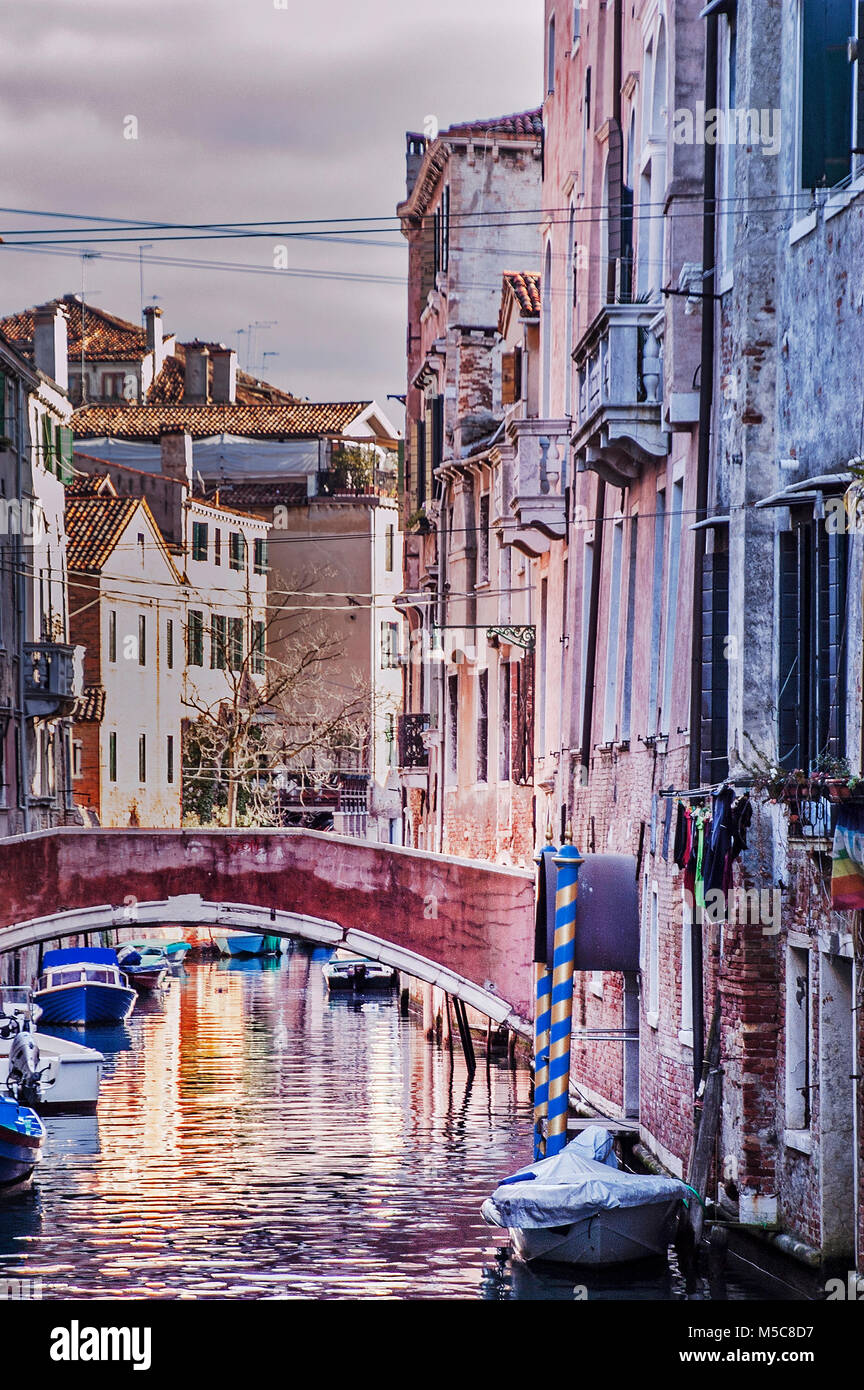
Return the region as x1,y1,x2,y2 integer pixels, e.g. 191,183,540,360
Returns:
0,829,535,1032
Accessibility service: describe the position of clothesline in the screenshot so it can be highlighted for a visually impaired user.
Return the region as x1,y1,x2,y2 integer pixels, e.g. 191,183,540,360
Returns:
657,781,755,800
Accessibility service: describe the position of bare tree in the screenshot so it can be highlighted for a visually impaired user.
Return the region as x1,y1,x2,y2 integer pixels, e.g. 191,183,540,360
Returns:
182,576,369,829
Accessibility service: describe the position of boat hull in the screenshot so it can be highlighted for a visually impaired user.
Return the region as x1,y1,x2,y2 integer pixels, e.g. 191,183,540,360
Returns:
213,935,266,957
32,982,136,1027
0,1101,44,1194
0,1033,103,1113
509,1199,682,1267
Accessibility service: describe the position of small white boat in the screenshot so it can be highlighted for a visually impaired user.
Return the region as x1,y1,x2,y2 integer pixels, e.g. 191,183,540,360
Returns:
482,1127,688,1267
0,989,104,1114
322,949,397,993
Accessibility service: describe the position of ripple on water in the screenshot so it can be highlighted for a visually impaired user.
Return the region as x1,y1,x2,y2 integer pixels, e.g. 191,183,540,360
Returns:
0,957,785,1300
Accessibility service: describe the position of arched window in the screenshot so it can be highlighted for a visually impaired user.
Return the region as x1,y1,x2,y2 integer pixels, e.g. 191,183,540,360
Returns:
547,15,556,95
541,240,553,418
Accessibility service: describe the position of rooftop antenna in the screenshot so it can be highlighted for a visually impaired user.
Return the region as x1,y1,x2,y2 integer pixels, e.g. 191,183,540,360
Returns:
79,250,102,405
248,320,277,376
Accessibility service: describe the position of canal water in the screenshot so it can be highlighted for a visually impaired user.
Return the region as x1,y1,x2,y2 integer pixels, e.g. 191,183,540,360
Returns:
0,951,796,1300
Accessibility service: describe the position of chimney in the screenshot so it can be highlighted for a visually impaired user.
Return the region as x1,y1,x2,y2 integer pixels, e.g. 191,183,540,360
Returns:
160,427,193,493
210,345,237,404
33,303,69,391
144,305,164,375
184,343,210,403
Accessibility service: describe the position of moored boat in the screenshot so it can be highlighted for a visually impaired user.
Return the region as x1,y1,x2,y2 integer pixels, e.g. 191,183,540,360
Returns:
0,988,103,1114
481,1128,688,1267
116,944,170,993
33,948,136,1027
0,1094,45,1194
322,949,397,993
125,939,191,966
212,934,266,957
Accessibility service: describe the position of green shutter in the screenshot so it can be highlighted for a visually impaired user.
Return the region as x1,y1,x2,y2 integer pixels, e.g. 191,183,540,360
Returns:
41,413,55,474
55,425,74,484
801,0,854,188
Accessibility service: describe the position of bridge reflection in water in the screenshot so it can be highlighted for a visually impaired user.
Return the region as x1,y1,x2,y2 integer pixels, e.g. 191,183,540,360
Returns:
0,954,788,1301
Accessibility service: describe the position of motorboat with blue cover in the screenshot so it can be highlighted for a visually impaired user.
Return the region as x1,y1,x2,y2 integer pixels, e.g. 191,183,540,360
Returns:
33,948,136,1026
116,944,170,993
125,939,192,966
481,1127,688,1266
0,1094,45,1193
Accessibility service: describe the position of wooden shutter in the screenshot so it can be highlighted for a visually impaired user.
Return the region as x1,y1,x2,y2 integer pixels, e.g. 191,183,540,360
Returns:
501,352,516,407
778,530,802,768
801,0,854,188
55,426,74,485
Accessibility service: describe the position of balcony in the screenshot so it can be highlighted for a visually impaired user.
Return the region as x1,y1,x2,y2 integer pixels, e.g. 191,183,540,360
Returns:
573,303,669,488
398,713,430,771
496,418,569,557
24,643,80,719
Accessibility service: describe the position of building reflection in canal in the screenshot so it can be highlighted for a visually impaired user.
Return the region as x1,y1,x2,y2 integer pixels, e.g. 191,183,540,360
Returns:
0,953,795,1300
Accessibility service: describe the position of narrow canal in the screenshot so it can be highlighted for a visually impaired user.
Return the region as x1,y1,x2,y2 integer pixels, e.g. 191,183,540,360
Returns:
0,951,797,1300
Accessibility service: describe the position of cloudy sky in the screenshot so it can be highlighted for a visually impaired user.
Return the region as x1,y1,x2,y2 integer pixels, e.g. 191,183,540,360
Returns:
0,0,542,417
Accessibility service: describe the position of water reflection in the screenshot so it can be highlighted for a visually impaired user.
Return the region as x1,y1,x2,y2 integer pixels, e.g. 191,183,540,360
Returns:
0,957,792,1300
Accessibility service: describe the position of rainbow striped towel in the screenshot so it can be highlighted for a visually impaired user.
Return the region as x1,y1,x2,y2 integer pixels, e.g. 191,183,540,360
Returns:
831,809,864,910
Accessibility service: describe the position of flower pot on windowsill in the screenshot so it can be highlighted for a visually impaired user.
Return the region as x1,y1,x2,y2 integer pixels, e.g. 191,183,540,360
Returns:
823,778,864,804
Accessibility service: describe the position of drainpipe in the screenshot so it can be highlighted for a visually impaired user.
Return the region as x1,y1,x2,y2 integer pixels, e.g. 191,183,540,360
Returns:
579,478,605,784
15,378,30,835
687,12,720,1090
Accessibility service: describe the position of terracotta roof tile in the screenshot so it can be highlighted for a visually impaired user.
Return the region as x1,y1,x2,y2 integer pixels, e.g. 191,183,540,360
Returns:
0,296,147,363
146,345,298,406
74,685,106,723
65,494,142,572
72,400,372,441
501,271,541,323
444,108,543,140
201,480,308,510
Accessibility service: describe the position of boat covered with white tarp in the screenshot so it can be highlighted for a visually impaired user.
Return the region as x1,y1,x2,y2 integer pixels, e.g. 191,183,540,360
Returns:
481,1127,688,1266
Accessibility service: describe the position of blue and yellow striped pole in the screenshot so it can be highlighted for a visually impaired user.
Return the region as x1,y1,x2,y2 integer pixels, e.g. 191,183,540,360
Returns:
533,823,557,1161
546,823,584,1158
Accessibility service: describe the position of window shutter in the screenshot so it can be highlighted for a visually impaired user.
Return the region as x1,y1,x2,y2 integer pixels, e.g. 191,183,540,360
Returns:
801,0,854,188
501,352,517,406
0,371,6,438
55,426,74,484
778,530,801,768
41,413,55,474
857,1,864,155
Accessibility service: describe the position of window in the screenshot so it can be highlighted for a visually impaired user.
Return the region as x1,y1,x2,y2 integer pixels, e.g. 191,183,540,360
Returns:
251,620,266,675
138,733,147,784
254,538,268,575
603,519,624,742
539,577,549,754
477,669,489,783
573,3,582,46
778,518,847,770
477,494,490,585
620,516,639,742
229,531,246,571
785,945,811,1130
446,673,459,783
512,658,534,785
660,480,683,732
547,14,556,94
214,528,222,566
799,0,858,189
188,610,204,667
700,540,730,783
385,524,395,573
381,621,400,669
385,712,397,769
102,372,125,399
211,614,228,670
108,731,117,783
648,491,666,733
647,883,659,1023
433,183,451,277
192,521,209,562
166,618,174,670
228,617,245,672
138,614,146,667
72,740,83,780
499,661,511,782
167,735,175,785
718,11,738,277
108,610,117,664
